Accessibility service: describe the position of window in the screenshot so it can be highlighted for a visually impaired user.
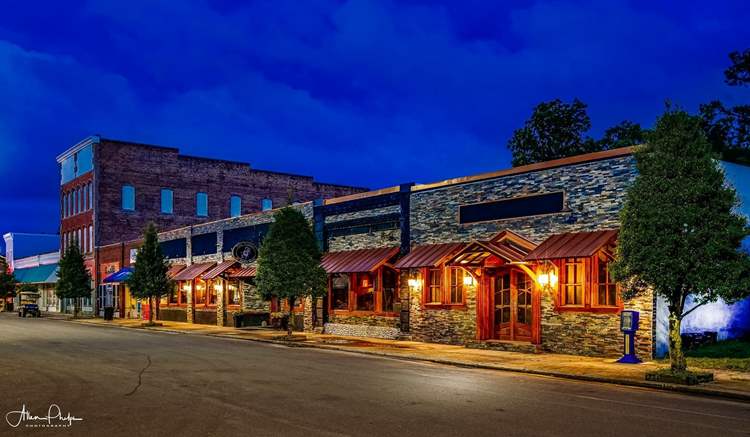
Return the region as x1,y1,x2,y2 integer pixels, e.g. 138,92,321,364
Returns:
89,225,94,252
261,198,272,211
88,183,93,210
382,269,398,313
331,274,349,310
196,192,208,217
194,280,206,305
355,272,375,311
459,192,565,224
207,280,217,305
227,280,241,306
161,189,173,214
449,268,465,304
596,254,618,307
169,283,179,304
178,283,188,305
73,189,78,214
561,257,585,306
230,195,242,217
122,185,135,211
426,269,442,304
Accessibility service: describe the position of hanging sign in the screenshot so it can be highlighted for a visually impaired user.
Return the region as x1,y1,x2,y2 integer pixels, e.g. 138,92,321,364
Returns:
232,242,258,264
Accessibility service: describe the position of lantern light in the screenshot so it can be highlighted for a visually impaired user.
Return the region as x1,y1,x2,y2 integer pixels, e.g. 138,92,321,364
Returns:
213,283,223,292
407,278,422,289
536,263,558,289
182,284,191,292
462,274,474,286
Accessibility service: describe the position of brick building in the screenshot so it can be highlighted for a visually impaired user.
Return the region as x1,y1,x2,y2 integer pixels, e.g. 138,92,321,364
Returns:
56,136,366,313
96,146,750,359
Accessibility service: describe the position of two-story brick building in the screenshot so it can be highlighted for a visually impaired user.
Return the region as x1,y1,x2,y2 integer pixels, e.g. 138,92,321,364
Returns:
56,136,367,314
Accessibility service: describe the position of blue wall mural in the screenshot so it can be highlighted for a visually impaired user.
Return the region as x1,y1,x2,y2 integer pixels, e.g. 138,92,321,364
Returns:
654,161,750,358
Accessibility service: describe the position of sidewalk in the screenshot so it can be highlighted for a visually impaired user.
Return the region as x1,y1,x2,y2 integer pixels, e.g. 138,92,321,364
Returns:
69,317,750,402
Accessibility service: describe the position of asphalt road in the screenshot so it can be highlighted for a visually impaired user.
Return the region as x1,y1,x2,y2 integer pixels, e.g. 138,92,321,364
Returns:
0,314,748,437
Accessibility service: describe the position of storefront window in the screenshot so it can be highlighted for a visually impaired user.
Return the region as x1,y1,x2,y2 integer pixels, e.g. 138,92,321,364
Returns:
596,254,617,307
227,280,241,306
194,280,206,305
562,257,585,306
179,283,188,304
169,283,179,304
208,280,218,305
449,268,464,304
426,269,442,304
355,273,375,311
331,274,349,310
382,268,398,313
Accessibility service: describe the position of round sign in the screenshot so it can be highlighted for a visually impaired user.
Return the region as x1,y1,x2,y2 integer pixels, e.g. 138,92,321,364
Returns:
232,242,258,264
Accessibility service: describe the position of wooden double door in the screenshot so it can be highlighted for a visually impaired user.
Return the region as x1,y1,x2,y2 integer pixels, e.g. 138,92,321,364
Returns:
493,269,535,342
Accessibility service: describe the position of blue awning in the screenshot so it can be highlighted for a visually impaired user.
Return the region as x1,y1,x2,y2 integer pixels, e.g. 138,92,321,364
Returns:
14,264,58,284
103,267,133,283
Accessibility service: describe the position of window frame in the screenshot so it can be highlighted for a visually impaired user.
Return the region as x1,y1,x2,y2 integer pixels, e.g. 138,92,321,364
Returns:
422,266,468,309
230,195,242,218
122,185,135,211
196,192,208,217
560,257,585,308
161,188,174,214
554,252,622,313
261,198,273,211
328,268,399,316
593,253,620,308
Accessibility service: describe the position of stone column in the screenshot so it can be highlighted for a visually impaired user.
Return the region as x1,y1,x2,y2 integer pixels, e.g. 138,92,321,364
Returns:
216,279,225,327
186,281,194,323
303,296,314,332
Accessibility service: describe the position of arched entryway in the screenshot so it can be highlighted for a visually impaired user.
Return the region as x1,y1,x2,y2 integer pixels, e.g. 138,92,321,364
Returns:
491,268,537,342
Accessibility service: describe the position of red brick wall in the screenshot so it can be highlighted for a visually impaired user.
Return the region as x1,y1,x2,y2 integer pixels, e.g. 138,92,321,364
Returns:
94,139,366,246
60,172,95,254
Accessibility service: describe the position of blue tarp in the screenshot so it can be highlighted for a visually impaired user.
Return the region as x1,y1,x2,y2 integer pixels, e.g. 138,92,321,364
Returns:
103,267,133,283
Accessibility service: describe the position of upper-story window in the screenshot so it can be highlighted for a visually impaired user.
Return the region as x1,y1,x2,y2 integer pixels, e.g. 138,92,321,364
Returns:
261,198,273,211
161,189,174,214
230,195,242,218
60,143,94,185
88,183,93,210
196,192,208,217
122,185,135,211
73,189,78,215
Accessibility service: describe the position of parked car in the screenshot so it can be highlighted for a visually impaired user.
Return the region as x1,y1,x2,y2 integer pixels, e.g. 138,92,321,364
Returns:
17,292,41,318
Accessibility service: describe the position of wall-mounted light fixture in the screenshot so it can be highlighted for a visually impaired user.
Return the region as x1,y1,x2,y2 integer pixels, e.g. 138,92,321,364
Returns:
463,274,475,286
536,262,558,290
407,278,422,289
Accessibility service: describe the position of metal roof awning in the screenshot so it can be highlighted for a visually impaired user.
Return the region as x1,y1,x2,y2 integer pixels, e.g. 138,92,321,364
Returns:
228,266,257,278
103,267,133,283
13,264,58,284
167,264,186,279
202,261,238,280
321,247,400,274
172,262,216,281
394,243,465,269
525,229,618,261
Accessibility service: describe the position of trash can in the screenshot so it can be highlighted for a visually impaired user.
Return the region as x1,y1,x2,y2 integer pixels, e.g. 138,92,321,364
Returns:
233,313,243,328
104,307,114,321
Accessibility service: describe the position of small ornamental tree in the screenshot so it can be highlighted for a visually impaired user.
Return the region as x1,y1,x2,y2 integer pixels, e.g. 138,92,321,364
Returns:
56,240,92,318
256,207,327,336
0,257,17,308
612,108,750,373
126,223,171,325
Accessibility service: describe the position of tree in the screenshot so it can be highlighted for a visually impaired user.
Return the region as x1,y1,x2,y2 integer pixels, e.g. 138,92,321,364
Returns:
612,108,750,373
725,49,750,87
126,223,171,325
699,101,750,165
256,207,327,336
56,240,92,318
0,257,17,308
507,98,602,166
598,120,647,150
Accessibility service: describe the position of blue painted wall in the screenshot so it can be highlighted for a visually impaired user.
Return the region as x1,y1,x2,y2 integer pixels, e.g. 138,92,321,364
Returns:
655,161,750,357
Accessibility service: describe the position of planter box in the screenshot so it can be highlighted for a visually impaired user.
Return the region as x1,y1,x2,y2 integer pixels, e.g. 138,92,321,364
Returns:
645,370,714,385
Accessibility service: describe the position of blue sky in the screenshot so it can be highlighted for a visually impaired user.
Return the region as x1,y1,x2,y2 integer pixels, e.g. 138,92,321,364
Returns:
1,0,749,243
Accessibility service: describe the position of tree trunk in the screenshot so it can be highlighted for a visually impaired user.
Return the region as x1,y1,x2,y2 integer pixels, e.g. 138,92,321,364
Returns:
155,298,160,321
287,296,294,337
74,298,80,319
668,313,687,372
148,296,154,325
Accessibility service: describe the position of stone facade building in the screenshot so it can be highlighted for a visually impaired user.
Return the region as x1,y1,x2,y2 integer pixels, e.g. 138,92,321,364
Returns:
124,146,663,359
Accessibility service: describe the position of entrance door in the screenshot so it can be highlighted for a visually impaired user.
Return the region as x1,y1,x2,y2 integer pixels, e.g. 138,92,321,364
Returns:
493,270,534,341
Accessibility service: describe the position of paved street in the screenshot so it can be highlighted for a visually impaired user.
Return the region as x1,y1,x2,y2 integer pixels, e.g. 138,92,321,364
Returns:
1,314,748,437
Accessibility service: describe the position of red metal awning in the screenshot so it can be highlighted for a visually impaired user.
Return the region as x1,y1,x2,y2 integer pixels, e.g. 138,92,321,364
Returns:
524,229,618,261
228,266,257,278
321,247,400,274
202,260,238,280
394,243,465,269
167,264,186,280
172,262,216,281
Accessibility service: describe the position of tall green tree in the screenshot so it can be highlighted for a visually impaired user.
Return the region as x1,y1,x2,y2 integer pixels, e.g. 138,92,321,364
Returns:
256,207,327,336
725,49,750,87
700,101,750,165
0,257,17,308
56,240,92,318
126,223,171,325
507,98,601,166
598,120,647,150
612,108,750,373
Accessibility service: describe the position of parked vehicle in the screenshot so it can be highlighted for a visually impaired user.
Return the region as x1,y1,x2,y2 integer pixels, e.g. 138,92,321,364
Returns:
17,292,41,318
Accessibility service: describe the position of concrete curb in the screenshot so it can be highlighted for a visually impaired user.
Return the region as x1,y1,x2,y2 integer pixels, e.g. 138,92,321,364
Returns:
64,319,750,403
